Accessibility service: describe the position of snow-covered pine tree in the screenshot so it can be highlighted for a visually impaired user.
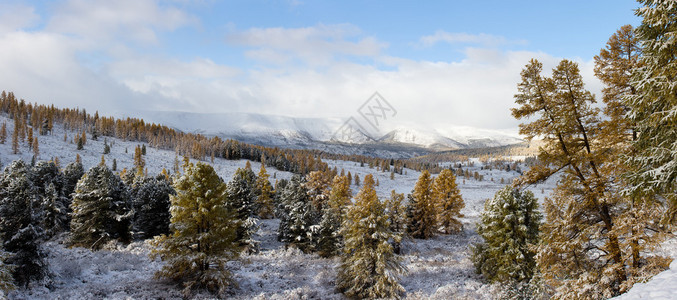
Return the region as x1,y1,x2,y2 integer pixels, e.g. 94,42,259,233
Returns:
432,169,464,234
472,186,541,284
30,161,70,237
69,161,131,249
62,160,84,198
226,168,259,253
254,164,275,219
0,160,47,288
385,190,406,254
151,161,239,296
336,174,405,299
626,1,677,222
0,242,14,293
130,175,174,240
406,170,436,239
316,175,352,258
277,175,317,252
41,183,70,238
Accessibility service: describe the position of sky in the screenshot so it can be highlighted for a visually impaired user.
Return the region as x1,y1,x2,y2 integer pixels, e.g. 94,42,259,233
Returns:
0,0,641,132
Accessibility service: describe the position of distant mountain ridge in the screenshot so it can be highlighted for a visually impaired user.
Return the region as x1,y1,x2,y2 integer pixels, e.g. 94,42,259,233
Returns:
136,111,523,158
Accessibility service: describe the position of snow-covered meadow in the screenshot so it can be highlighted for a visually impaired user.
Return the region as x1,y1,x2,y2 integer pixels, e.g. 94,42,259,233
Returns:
1,115,675,299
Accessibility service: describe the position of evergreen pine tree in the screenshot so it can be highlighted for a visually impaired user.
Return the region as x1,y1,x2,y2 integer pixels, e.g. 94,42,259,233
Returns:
254,164,275,219
42,183,69,238
151,162,239,296
0,242,15,293
472,186,541,284
433,169,464,234
406,170,436,239
226,168,259,252
626,1,677,221
316,175,352,258
130,175,174,240
0,161,47,288
336,174,405,299
62,160,84,198
76,135,83,150
70,162,131,249
277,175,317,252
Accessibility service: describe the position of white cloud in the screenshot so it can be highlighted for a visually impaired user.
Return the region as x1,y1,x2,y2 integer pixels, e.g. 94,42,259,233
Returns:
227,24,387,65
419,30,527,48
47,0,196,45
0,2,603,134
0,4,40,34
0,31,146,113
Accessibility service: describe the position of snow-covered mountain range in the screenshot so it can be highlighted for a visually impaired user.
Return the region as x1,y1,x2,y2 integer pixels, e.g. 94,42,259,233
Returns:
135,111,523,157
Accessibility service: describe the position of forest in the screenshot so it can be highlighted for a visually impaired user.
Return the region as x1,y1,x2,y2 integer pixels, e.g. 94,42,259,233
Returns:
0,0,676,299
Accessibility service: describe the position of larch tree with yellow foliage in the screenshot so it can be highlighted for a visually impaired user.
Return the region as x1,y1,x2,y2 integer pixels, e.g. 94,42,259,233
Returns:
513,58,669,299
336,174,405,299
432,169,464,234
406,170,436,239
151,162,239,297
255,164,275,219
317,175,352,258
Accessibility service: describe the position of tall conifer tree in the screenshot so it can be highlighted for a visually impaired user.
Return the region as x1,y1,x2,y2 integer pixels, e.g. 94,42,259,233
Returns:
337,174,405,299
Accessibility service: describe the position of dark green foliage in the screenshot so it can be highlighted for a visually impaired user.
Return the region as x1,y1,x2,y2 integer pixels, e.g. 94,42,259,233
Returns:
0,160,47,288
472,186,541,283
130,175,174,240
226,168,259,252
277,175,317,252
62,161,84,198
70,163,131,249
31,161,70,237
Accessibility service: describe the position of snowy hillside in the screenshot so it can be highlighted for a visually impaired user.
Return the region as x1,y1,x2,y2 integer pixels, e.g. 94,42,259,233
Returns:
0,113,674,299
135,111,523,153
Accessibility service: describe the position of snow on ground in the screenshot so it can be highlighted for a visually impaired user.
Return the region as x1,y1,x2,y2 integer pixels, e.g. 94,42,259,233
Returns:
0,115,295,185
613,235,677,300
2,115,674,299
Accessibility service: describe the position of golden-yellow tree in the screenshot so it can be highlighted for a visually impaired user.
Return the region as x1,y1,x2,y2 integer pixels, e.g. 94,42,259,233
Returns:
255,164,275,219
513,58,669,299
433,169,464,234
151,162,239,296
317,175,352,258
406,170,436,239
